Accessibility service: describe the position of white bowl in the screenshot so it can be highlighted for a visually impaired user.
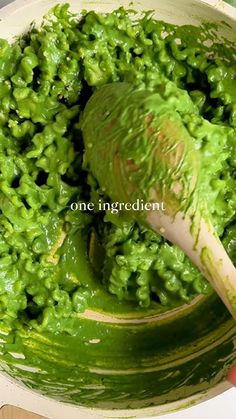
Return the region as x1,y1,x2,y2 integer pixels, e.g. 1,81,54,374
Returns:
0,1,236,418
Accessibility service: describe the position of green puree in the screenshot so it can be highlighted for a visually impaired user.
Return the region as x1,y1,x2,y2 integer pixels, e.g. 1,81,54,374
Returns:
0,3,235,323
0,3,236,408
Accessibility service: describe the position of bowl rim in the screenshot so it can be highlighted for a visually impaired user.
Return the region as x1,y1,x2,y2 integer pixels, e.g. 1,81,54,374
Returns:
0,0,236,22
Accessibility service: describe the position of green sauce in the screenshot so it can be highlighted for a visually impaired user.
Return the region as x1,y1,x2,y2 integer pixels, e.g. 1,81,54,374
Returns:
0,3,235,409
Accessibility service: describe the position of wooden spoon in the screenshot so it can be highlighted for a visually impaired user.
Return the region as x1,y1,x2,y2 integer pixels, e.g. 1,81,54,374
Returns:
80,82,236,319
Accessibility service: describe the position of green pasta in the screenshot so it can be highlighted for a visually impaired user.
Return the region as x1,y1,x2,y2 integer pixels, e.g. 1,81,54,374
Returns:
0,4,235,334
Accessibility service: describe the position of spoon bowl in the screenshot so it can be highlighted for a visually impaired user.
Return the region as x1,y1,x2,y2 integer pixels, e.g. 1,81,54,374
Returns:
81,82,236,319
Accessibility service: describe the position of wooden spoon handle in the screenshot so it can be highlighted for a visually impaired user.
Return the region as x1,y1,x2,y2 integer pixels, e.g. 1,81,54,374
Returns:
147,211,236,320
